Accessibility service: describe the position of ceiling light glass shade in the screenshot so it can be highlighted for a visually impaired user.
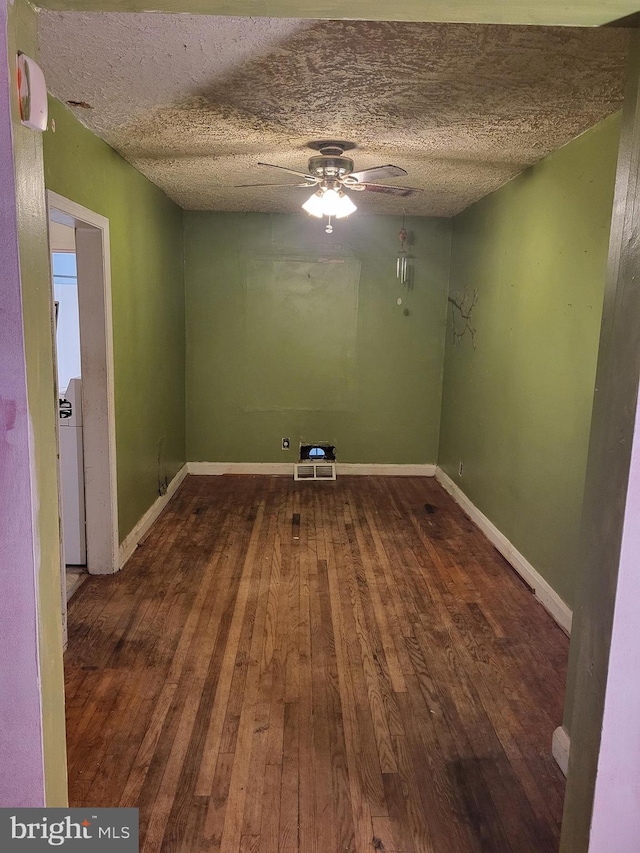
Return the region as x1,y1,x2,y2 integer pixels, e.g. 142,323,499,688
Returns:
302,191,324,218
334,192,357,219
320,188,341,216
302,188,357,221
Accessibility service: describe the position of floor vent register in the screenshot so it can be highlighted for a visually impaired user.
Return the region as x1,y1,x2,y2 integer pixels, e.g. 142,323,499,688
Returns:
294,443,336,481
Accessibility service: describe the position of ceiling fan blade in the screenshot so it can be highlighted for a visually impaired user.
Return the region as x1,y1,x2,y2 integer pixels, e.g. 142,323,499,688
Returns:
360,183,422,197
348,164,408,183
233,182,313,188
257,162,315,180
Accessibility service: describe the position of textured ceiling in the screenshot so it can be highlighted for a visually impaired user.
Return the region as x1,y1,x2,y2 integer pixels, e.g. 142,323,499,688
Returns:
39,13,628,216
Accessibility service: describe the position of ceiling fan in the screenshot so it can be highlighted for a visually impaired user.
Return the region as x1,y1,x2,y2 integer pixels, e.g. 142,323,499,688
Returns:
234,140,421,233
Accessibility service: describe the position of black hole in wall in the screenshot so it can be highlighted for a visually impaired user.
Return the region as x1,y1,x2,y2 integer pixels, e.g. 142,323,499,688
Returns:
300,444,336,461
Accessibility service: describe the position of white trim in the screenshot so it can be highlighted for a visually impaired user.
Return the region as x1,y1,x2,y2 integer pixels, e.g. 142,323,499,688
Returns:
119,464,188,568
552,726,571,776
48,192,109,231
47,191,119,575
338,463,436,476
435,467,572,634
187,462,436,476
188,462,292,475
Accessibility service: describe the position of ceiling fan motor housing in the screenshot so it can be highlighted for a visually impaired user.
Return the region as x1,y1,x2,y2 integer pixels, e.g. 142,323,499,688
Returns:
250,139,416,202
308,155,355,180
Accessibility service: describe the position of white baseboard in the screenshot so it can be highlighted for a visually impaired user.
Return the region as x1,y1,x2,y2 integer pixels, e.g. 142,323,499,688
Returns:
552,725,570,776
187,462,436,477
188,462,291,475
338,463,436,476
435,467,572,635
119,463,188,568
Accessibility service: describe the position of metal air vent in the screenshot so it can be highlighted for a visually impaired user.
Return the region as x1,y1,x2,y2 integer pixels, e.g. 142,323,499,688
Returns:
294,462,336,481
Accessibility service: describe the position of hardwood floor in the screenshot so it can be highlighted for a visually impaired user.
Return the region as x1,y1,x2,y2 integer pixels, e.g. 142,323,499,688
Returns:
64,475,568,852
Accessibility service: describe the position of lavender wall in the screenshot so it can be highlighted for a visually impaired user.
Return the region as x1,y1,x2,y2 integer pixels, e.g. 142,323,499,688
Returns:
589,391,640,851
0,0,46,806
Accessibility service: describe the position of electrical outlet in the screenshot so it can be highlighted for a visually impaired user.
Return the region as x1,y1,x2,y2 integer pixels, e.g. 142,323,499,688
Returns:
458,461,464,477
282,438,290,451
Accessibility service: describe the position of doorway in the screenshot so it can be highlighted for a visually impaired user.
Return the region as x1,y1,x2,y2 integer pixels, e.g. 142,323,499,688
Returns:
50,224,86,606
47,192,119,637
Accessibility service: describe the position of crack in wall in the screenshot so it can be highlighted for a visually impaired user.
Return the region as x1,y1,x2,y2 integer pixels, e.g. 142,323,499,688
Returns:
448,289,478,347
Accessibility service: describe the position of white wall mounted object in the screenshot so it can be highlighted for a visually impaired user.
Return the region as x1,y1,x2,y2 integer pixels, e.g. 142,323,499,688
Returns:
17,53,48,131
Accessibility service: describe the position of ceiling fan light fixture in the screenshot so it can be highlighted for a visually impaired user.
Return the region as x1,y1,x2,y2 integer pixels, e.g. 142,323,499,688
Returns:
302,191,324,218
334,192,357,219
319,187,341,217
302,187,356,222
250,147,417,229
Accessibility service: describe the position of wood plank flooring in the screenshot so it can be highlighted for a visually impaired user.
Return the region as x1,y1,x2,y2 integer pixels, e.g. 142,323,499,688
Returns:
64,475,568,852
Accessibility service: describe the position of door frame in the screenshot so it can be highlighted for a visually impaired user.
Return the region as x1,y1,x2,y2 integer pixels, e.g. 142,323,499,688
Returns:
47,191,119,576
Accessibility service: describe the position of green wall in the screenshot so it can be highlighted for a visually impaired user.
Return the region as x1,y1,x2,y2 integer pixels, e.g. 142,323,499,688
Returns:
44,99,186,541
185,212,451,464
439,113,621,612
